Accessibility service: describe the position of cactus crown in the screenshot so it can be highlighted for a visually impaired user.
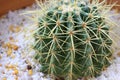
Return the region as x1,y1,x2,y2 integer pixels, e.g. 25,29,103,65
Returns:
30,0,116,80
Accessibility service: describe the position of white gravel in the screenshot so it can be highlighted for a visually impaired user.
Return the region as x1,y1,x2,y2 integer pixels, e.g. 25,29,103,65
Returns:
0,3,120,80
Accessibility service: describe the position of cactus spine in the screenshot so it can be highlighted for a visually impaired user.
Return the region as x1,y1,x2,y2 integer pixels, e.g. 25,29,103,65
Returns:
32,0,116,80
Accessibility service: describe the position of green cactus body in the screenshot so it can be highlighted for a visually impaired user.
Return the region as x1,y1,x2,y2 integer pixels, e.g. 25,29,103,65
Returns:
33,0,114,80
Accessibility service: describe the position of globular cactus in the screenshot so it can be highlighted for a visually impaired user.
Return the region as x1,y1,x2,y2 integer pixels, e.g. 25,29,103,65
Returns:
33,0,115,80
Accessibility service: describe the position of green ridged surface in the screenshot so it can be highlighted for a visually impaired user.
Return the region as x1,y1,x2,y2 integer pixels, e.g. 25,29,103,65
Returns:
33,0,113,80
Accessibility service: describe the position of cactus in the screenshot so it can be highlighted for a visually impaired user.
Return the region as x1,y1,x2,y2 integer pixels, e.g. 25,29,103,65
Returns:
32,0,116,80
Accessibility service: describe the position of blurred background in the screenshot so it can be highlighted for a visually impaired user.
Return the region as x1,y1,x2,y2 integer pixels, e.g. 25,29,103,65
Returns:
0,0,35,16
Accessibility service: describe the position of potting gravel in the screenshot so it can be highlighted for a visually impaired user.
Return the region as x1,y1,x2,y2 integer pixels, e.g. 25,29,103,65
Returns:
0,3,120,80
